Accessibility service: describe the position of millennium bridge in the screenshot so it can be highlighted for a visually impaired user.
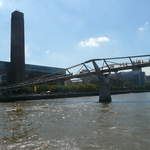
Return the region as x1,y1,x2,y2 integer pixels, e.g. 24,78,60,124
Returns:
1,54,150,103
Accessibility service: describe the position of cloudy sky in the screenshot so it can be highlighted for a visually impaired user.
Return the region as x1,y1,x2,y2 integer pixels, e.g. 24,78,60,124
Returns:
0,0,150,73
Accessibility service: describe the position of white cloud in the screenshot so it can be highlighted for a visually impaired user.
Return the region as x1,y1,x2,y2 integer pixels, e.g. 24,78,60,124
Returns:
138,21,149,32
144,21,149,25
138,27,145,31
79,36,110,47
45,50,50,54
0,1,3,7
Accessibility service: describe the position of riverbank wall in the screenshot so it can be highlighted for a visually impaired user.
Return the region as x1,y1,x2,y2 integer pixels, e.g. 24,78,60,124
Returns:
0,89,150,102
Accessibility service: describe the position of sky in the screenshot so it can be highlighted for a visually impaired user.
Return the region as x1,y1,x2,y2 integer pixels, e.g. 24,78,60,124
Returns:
0,0,150,74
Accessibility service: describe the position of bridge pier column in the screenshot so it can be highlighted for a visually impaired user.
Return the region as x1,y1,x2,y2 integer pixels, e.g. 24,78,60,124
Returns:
92,61,112,103
98,80,112,103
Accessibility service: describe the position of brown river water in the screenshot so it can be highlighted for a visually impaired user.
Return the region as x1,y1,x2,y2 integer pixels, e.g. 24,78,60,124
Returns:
0,92,150,150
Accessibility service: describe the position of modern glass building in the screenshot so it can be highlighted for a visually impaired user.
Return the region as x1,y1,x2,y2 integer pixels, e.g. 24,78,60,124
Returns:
0,61,65,83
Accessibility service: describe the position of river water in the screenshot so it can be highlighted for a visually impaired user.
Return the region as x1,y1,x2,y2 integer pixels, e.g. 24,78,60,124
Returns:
0,92,150,150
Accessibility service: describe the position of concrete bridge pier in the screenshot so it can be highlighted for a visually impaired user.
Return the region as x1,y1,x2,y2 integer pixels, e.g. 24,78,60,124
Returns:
92,61,112,103
98,80,112,103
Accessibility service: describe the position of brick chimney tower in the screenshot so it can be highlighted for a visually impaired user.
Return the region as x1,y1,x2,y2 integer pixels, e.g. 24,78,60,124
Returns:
10,11,25,83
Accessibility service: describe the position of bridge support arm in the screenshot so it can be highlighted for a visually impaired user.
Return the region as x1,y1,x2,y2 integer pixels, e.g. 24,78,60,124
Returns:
92,61,112,103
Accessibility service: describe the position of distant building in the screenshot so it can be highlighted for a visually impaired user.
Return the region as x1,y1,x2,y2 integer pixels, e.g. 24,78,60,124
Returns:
110,70,145,86
81,70,145,86
64,78,82,85
81,74,98,84
0,61,65,84
146,75,150,82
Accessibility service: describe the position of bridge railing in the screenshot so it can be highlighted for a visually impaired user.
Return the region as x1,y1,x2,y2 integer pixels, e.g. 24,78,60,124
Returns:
66,55,150,75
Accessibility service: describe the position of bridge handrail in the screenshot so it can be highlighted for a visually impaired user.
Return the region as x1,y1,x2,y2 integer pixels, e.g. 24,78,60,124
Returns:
66,54,150,70
84,54,150,63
